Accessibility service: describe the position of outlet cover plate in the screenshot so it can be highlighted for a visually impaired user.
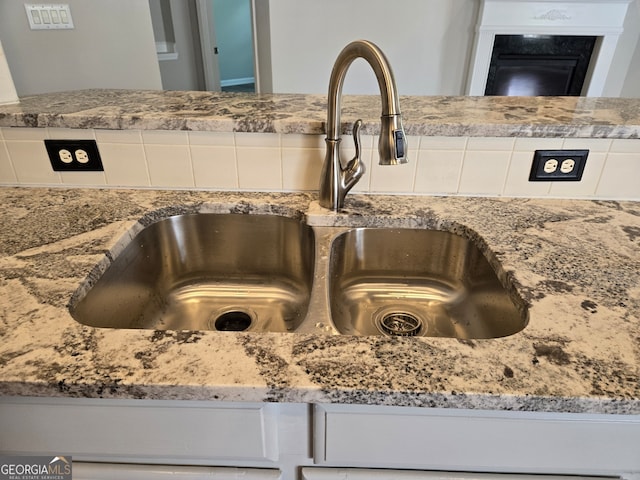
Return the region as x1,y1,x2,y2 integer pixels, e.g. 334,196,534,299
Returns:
45,139,104,171
529,149,588,181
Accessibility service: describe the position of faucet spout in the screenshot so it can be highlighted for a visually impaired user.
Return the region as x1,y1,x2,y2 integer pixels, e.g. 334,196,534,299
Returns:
319,40,408,211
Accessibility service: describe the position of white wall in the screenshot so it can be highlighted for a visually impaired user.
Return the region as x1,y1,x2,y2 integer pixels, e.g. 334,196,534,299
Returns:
0,0,162,95
621,0,640,97
267,0,480,96
0,40,18,105
0,0,637,97
604,0,640,97
266,0,640,97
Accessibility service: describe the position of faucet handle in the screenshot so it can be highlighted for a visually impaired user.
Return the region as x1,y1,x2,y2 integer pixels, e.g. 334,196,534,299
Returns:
351,119,362,163
342,119,365,191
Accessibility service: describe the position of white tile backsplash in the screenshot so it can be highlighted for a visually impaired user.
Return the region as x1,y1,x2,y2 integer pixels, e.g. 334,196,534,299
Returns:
191,145,238,189
1,127,49,141
419,136,466,150
596,153,640,198
282,134,325,149
236,147,282,190
99,143,149,187
548,152,607,197
142,130,189,145
60,170,107,186
282,147,323,190
513,137,564,151
503,151,551,197
466,137,515,151
188,131,235,146
562,138,611,152
349,148,373,193
0,127,638,200
414,150,464,194
95,129,142,144
610,139,640,153
144,144,194,187
370,159,417,193
6,140,60,184
458,150,511,195
235,132,280,148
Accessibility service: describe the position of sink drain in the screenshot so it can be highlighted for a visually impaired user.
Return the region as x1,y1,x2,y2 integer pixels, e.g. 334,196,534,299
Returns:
212,310,253,332
377,312,422,337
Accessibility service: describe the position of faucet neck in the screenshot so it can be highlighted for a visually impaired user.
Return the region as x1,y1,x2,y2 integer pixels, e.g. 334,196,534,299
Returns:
319,40,407,211
326,40,401,141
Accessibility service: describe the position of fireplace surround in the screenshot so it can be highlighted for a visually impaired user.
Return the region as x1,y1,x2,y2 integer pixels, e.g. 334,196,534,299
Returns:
467,0,634,96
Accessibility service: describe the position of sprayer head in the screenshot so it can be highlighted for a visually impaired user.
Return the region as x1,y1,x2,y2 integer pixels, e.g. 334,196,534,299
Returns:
378,114,408,165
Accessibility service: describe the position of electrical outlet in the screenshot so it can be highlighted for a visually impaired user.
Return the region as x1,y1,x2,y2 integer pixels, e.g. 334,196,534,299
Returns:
45,140,104,171
75,149,90,164
529,149,588,181
59,149,73,164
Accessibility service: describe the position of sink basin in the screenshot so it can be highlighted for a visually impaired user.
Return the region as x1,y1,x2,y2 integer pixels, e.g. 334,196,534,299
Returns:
71,214,315,332
328,228,527,338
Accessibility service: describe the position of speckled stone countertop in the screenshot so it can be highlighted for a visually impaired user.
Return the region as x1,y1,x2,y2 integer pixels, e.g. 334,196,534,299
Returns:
1,89,640,138
0,187,638,414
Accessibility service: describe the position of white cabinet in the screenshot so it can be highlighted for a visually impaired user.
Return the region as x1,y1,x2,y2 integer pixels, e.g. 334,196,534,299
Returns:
73,463,281,480
0,397,280,465
301,469,619,480
313,404,640,477
2,397,639,480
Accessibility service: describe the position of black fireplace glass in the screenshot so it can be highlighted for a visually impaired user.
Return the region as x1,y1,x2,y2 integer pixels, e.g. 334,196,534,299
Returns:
485,35,597,96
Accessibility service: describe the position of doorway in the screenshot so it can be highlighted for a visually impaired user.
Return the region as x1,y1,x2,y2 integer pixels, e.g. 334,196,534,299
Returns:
197,0,256,92
150,0,257,92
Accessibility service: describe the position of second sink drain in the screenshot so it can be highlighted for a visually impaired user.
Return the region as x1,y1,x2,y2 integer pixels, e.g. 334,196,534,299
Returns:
375,308,425,337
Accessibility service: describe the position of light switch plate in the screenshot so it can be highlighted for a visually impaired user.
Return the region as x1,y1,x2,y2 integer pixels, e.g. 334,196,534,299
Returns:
25,4,74,30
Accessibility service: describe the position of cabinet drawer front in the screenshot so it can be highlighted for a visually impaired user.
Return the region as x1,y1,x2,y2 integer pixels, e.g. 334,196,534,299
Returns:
302,468,616,480
314,404,640,474
0,398,278,463
73,462,281,480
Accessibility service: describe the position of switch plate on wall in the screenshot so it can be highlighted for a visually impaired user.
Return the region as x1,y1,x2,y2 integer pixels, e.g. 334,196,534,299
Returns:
45,140,104,171
529,149,588,181
25,4,74,30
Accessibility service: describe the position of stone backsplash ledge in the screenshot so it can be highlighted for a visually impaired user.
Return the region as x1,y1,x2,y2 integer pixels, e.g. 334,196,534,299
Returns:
0,89,638,200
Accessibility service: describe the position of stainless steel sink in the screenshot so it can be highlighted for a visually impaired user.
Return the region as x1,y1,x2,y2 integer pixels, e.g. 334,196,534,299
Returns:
71,212,527,339
71,214,315,332
328,228,528,338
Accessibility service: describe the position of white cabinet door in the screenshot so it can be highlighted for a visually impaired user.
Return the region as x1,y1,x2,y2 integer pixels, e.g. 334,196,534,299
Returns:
74,462,281,480
314,404,640,475
301,468,618,480
0,397,278,464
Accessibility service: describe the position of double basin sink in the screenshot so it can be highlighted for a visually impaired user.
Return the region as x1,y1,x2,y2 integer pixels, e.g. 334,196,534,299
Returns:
70,212,528,339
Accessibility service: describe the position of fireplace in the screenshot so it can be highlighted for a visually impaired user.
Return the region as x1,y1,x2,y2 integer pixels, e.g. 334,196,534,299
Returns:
484,34,597,96
467,0,633,97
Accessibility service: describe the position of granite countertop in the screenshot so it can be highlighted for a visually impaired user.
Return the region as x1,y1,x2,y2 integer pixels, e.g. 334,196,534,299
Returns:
0,187,638,414
1,89,640,138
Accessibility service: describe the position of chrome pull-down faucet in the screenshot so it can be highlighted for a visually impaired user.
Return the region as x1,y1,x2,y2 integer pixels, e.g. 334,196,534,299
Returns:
319,40,408,211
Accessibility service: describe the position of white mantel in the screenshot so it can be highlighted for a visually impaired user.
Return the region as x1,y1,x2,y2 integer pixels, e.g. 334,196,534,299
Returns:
466,0,634,96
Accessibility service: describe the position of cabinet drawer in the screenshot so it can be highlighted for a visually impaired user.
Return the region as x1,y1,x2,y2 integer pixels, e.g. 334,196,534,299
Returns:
314,404,640,474
302,468,616,480
73,462,281,480
0,398,278,463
